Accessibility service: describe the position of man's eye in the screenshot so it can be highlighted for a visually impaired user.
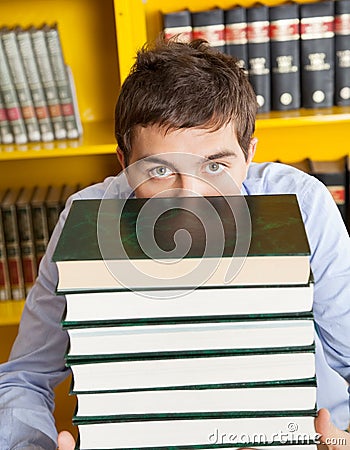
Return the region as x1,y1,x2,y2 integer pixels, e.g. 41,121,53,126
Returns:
204,162,225,174
149,166,173,178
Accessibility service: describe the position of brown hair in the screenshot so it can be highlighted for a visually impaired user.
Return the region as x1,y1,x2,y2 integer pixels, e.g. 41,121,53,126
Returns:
115,37,257,163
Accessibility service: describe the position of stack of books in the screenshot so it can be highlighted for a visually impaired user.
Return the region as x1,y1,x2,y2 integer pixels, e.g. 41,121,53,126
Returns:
53,194,318,450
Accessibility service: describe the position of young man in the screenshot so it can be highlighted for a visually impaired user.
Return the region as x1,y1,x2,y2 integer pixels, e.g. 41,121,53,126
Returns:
0,38,349,450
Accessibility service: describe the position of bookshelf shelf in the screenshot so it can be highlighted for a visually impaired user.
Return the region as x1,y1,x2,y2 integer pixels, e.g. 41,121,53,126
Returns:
0,300,25,326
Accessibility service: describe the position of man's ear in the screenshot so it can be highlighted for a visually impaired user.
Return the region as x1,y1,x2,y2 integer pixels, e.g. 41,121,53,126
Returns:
247,137,258,165
117,147,126,169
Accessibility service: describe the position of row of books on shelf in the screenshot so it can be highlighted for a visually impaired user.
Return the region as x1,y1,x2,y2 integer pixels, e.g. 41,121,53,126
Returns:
162,0,350,112
0,183,82,301
0,24,82,146
53,194,318,449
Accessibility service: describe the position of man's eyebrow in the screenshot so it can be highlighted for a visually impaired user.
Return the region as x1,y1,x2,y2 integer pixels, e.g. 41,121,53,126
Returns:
138,155,178,171
205,150,238,160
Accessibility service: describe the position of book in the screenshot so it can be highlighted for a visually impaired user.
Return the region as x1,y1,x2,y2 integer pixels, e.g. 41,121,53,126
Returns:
45,24,81,139
162,9,193,42
269,2,301,111
16,27,55,142
334,0,350,105
52,195,311,292
31,185,49,267
0,190,11,301
63,282,313,327
16,186,37,295
1,28,41,142
224,6,248,70
0,90,14,144
45,184,63,236
74,383,317,419
30,26,67,140
247,3,271,112
191,8,226,53
74,415,317,449
66,318,315,362
300,0,335,108
309,156,348,223
1,188,25,300
0,35,27,144
68,349,315,393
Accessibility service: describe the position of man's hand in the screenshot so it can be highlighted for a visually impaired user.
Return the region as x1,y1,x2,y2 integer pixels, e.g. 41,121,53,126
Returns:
315,408,350,449
57,430,75,450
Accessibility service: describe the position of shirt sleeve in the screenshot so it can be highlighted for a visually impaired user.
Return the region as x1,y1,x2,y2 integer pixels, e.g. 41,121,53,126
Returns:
0,195,78,448
300,177,350,399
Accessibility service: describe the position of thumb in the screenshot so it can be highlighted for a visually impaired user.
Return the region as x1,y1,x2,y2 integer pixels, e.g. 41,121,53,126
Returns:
315,408,350,450
57,430,76,450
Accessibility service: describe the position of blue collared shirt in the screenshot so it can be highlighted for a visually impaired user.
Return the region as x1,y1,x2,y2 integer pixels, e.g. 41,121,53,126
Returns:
0,162,349,449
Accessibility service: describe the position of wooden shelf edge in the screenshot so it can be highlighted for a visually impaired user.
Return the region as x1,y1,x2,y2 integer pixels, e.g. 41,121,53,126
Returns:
0,300,25,326
256,106,350,129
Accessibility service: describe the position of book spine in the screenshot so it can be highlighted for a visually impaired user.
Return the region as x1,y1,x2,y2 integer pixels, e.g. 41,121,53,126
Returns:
16,193,37,295
0,38,27,144
247,5,271,112
0,206,11,301
16,28,55,142
46,185,63,236
30,27,67,140
2,194,25,300
31,189,49,267
224,6,248,71
300,0,335,108
269,3,300,111
0,90,14,144
334,0,350,105
1,29,41,142
45,25,81,139
162,10,193,42
191,8,226,53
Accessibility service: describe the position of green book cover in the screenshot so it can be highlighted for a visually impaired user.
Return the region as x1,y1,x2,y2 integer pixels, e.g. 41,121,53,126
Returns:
53,194,310,262
52,194,311,290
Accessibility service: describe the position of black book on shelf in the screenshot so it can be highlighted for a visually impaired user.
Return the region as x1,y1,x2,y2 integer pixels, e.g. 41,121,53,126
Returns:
247,3,271,112
191,8,225,53
300,0,335,108
162,9,193,42
224,6,248,70
334,0,350,106
309,156,348,224
270,2,301,111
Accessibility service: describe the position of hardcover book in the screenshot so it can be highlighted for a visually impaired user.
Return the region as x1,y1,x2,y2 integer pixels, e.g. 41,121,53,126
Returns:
162,9,193,42
247,3,271,112
31,185,49,267
52,195,311,291
269,2,300,110
300,0,335,108
334,0,350,105
1,28,41,142
224,6,248,70
63,282,314,327
16,27,55,142
191,8,226,53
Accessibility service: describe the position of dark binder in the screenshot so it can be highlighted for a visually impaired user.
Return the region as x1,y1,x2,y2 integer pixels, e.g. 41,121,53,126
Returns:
270,2,301,110
247,3,271,112
300,0,335,108
162,10,193,42
224,6,248,70
191,8,225,53
334,0,350,105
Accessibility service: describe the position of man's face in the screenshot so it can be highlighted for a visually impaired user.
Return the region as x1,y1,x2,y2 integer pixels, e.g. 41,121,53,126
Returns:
118,122,257,198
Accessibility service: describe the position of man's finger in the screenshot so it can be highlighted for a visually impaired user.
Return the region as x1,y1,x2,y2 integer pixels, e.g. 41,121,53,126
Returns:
315,408,350,450
57,430,75,450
